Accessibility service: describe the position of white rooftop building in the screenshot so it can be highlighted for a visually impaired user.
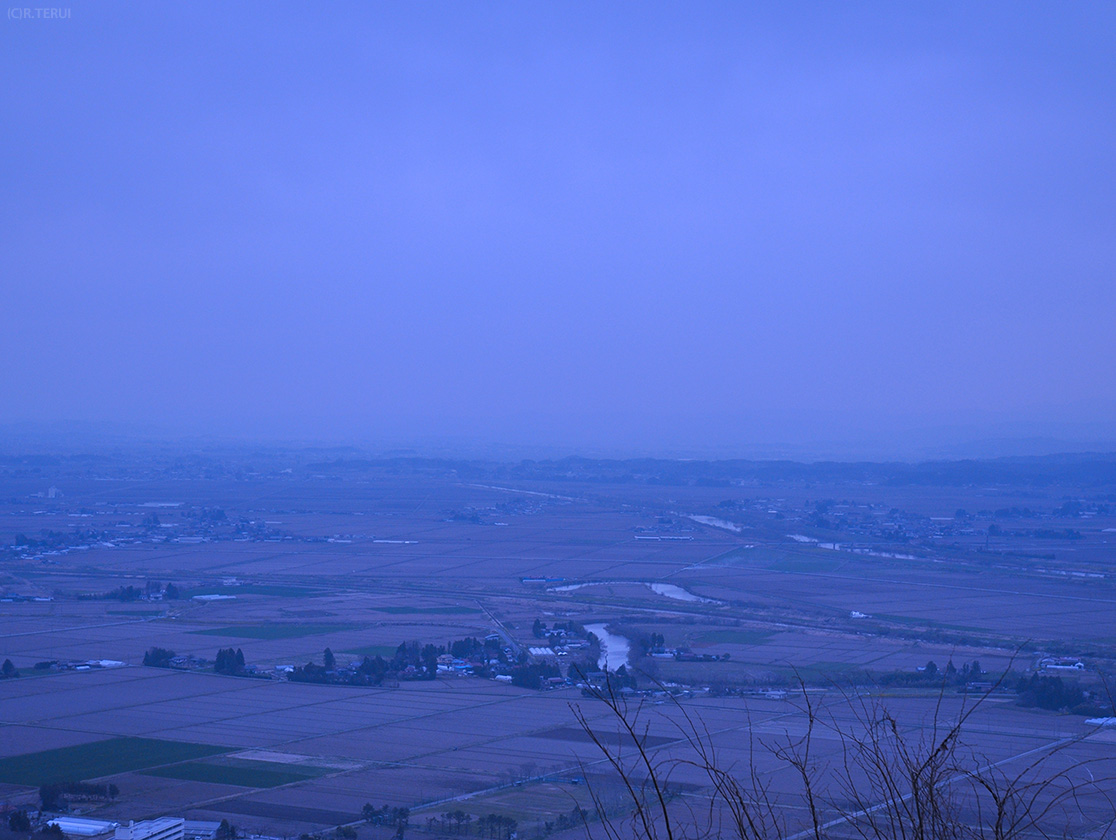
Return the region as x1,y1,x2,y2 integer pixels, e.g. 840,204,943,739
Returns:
49,817,119,837
115,819,185,840
183,821,221,840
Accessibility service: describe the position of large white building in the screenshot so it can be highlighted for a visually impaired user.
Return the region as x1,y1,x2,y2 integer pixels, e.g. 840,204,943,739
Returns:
114,819,185,840
48,817,118,838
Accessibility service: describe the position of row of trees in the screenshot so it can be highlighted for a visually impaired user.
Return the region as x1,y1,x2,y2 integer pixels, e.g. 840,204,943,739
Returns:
361,804,409,831
877,658,985,687
6,812,62,838
142,647,175,668
471,814,518,839
532,618,585,641
1015,673,1108,715
7,811,32,832
416,811,520,840
11,531,68,549
875,663,1109,716
291,645,437,685
80,581,181,601
148,635,575,691
509,659,562,689
426,811,473,835
578,664,638,694
214,647,246,675
142,646,257,675
40,781,118,810
291,636,511,687
537,807,588,836
448,636,502,660
289,645,420,686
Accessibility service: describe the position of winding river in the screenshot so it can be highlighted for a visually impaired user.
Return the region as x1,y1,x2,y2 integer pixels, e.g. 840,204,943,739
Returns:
554,580,722,604
584,623,630,671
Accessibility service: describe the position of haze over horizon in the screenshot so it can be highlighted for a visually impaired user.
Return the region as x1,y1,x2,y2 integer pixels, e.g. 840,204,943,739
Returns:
4,3,1115,460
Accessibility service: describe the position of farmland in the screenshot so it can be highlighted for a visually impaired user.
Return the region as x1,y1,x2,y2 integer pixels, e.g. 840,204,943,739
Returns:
0,738,228,786
1,451,1115,837
141,758,335,788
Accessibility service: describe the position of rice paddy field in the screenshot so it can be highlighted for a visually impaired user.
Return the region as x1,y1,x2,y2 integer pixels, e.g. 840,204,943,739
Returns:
1,461,1115,837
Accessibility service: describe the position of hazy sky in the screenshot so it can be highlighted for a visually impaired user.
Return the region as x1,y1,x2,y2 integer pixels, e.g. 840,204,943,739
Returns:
3,3,1115,457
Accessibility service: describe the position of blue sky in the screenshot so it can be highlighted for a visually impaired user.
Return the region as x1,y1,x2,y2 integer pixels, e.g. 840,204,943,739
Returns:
3,3,1114,457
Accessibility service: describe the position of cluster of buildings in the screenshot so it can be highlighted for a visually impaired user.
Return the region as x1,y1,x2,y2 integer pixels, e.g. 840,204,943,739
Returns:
31,817,284,840
435,653,477,675
1039,657,1086,671
526,625,592,661
43,818,214,840
30,659,126,673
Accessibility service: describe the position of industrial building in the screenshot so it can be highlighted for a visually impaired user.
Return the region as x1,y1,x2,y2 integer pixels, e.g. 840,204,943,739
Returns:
114,818,185,840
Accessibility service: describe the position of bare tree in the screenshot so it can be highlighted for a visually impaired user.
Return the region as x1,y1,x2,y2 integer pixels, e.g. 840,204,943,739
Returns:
572,678,1114,840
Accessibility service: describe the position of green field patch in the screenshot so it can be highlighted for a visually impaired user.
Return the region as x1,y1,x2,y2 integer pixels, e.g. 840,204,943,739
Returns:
768,556,844,573
342,644,399,659
107,609,164,616
184,584,320,598
141,759,330,788
696,629,775,647
0,738,229,786
190,623,358,640
369,606,480,615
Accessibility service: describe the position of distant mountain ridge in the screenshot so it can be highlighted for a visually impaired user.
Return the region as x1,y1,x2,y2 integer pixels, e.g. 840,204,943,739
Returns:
2,443,1114,488
300,451,1116,488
